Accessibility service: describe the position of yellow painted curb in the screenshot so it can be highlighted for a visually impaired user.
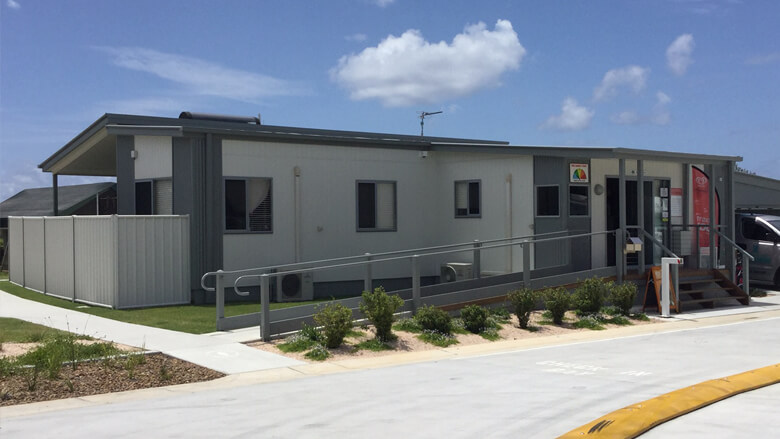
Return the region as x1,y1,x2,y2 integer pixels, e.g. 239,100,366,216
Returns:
558,363,780,438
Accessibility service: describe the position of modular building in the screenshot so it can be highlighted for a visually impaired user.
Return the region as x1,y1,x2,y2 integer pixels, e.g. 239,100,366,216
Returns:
22,112,746,307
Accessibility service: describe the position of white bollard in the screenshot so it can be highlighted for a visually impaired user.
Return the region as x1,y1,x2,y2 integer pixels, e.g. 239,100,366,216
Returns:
661,257,683,317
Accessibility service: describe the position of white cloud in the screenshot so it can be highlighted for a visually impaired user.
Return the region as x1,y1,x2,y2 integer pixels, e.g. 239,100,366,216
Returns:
745,52,780,65
610,91,672,126
345,33,368,42
373,0,395,7
6,0,20,10
611,110,640,125
593,65,649,101
0,165,52,201
541,98,594,131
666,34,695,76
331,19,525,107
96,47,305,103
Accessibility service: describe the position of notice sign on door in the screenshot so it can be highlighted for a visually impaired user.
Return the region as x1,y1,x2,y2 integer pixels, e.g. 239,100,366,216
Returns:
570,163,589,183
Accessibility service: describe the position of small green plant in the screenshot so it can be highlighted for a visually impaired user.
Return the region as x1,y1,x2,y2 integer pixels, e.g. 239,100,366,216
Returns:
507,288,539,329
313,302,353,349
0,357,16,377
479,327,501,341
604,315,631,326
418,330,458,347
544,287,570,325
631,313,650,321
299,322,323,343
573,315,606,330
489,307,511,323
393,318,423,333
609,283,637,316
64,378,75,392
354,339,392,352
460,305,489,333
573,277,611,315
414,305,452,335
124,352,146,379
359,287,404,342
159,361,172,381
278,333,318,353
304,344,330,361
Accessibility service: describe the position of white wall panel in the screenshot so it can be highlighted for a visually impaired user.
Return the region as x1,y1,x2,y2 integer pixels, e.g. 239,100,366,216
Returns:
22,217,46,292
74,216,117,307
44,217,75,300
117,216,190,308
134,136,172,180
9,217,24,285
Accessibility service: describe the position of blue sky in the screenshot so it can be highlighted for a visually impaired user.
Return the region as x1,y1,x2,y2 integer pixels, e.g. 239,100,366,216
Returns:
1,0,779,200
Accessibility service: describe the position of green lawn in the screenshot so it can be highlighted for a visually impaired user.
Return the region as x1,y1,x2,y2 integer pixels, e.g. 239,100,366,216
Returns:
0,271,8,280
0,282,327,334
0,317,80,343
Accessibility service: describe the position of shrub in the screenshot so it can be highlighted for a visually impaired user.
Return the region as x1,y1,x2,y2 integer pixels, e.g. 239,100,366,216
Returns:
543,287,570,325
507,288,538,329
418,330,458,347
300,322,323,343
304,344,330,361
574,277,611,314
359,287,404,342
313,302,353,349
573,315,605,330
489,307,511,323
414,305,452,335
609,283,637,316
393,318,423,333
460,305,489,333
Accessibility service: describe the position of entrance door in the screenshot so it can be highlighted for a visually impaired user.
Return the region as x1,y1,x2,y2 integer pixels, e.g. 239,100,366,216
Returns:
606,178,669,266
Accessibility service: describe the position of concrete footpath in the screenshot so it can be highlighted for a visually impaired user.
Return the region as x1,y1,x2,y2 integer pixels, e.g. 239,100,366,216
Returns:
0,288,303,374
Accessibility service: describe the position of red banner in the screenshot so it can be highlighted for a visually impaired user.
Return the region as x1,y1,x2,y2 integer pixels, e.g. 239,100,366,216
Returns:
692,166,719,248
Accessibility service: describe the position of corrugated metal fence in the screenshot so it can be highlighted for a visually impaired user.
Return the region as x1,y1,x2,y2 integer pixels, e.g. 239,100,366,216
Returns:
9,215,190,309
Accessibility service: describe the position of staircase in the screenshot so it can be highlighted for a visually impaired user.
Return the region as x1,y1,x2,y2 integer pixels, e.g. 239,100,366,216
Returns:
677,269,749,312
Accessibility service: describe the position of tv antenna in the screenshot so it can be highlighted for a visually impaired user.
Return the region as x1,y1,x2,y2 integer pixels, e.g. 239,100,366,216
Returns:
418,111,442,136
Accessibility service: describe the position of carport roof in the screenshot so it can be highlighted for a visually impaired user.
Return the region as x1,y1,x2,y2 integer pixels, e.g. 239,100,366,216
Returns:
0,182,115,219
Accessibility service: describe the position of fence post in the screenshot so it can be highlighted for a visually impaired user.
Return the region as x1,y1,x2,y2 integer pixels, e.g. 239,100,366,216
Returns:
472,240,481,279
364,253,373,293
215,270,225,331
523,240,531,287
744,256,750,305
411,255,421,313
616,228,624,284
261,274,271,341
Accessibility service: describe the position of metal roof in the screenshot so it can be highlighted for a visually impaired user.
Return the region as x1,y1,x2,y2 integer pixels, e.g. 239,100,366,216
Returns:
0,182,115,218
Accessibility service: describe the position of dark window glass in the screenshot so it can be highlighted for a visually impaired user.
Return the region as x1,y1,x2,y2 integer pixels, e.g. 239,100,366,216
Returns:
468,182,480,215
536,186,559,216
225,179,247,230
135,181,153,215
357,182,376,229
569,186,589,216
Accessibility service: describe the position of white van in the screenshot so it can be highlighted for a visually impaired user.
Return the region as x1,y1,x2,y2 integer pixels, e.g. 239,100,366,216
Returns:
736,214,780,288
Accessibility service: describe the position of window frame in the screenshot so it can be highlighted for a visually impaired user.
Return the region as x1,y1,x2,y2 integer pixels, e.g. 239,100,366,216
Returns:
454,180,482,218
535,184,561,217
223,176,274,234
568,184,590,217
355,180,397,232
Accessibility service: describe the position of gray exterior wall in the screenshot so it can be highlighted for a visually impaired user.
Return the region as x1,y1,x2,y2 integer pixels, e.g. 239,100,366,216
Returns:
115,135,135,214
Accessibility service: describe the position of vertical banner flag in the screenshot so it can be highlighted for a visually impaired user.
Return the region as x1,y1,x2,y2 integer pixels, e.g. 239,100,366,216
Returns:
691,166,719,249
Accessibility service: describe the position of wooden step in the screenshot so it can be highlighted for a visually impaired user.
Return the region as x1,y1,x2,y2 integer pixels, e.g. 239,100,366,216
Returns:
679,285,738,294
681,296,744,304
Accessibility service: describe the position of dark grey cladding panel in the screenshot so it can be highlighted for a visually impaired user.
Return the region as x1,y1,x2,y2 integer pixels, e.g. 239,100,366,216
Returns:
115,135,135,214
204,134,223,272
173,136,209,290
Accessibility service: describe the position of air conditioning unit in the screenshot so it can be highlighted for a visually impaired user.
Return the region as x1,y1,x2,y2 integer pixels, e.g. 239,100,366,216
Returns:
276,272,314,302
441,262,473,283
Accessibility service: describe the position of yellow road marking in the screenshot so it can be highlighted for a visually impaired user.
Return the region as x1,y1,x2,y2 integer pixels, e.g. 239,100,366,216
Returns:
558,363,780,438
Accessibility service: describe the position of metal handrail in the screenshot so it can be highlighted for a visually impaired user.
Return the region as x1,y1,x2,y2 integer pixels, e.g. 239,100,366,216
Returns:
627,226,680,259
200,229,573,291
712,228,755,262
232,229,615,296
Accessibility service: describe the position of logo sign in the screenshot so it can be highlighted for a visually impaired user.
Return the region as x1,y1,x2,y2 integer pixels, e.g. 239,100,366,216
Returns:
570,163,589,183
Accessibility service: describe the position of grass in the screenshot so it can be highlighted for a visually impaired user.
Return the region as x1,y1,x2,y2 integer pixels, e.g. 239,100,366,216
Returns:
0,282,327,334
354,338,392,352
393,318,423,333
0,271,8,281
0,318,88,344
417,330,459,347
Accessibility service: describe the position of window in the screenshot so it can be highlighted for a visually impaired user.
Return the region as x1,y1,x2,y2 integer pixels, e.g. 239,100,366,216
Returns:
225,178,272,232
536,185,559,216
455,180,481,217
135,181,153,215
135,179,172,215
357,181,396,231
743,219,774,242
569,185,589,216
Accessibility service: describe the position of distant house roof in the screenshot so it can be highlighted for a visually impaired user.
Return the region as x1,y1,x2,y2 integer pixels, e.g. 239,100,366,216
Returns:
0,182,116,220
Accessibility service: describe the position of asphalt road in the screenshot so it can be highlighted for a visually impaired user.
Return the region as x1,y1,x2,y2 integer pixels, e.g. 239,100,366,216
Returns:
2,316,779,438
